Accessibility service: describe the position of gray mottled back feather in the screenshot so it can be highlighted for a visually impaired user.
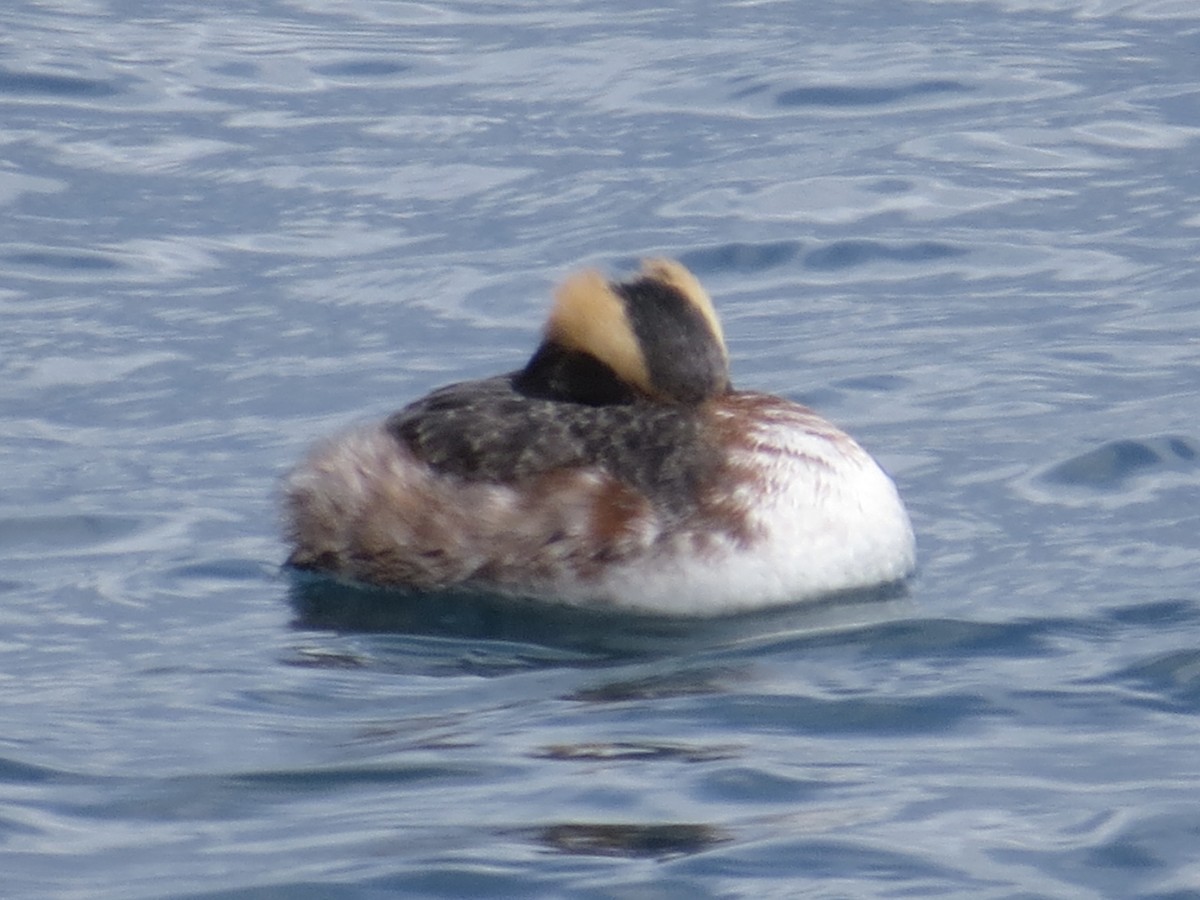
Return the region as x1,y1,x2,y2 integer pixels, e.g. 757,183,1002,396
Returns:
385,374,721,517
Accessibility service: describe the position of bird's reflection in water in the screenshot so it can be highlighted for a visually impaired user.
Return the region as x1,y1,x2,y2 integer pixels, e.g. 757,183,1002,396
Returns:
286,570,914,663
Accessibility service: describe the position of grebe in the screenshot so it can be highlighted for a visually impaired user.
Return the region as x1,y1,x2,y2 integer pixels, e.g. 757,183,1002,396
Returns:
283,259,915,616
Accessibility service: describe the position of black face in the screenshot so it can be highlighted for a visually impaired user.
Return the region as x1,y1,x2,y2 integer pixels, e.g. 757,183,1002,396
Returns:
614,276,730,405
514,341,640,406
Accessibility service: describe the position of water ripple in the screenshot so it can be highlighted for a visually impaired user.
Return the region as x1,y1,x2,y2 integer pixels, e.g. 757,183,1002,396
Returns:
1040,435,1198,489
0,67,118,98
311,59,412,79
1113,649,1200,712
2,1,1200,898
1025,434,1200,508
678,240,801,274
776,78,969,108
530,821,731,859
803,239,966,271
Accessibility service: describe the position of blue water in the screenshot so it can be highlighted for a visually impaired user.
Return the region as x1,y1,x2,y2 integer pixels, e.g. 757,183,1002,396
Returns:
2,0,1199,896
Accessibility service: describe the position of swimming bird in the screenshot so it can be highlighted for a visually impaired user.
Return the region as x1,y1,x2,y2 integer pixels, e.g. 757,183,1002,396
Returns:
283,258,915,616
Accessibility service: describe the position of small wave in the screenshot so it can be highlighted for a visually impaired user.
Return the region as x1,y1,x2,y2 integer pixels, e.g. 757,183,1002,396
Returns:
1039,435,1198,490
529,821,732,859
1113,648,1200,713
0,67,118,98
678,240,801,274
803,239,966,271
776,79,969,108
312,59,411,79
0,514,142,553
5,249,122,273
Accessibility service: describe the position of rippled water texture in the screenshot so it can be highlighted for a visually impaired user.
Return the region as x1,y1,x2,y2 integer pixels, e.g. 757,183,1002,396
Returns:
2,1,1199,897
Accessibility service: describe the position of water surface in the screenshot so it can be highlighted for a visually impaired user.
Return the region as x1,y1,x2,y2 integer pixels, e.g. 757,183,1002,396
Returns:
2,1,1199,897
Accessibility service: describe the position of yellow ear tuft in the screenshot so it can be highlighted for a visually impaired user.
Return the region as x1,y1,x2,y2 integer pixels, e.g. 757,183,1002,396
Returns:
545,267,653,395
638,258,727,356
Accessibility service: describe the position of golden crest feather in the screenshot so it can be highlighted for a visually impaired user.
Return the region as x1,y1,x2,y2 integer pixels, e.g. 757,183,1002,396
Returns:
544,267,654,397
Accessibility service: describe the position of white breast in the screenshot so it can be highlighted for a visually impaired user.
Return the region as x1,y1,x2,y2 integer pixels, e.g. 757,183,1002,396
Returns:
573,404,916,616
